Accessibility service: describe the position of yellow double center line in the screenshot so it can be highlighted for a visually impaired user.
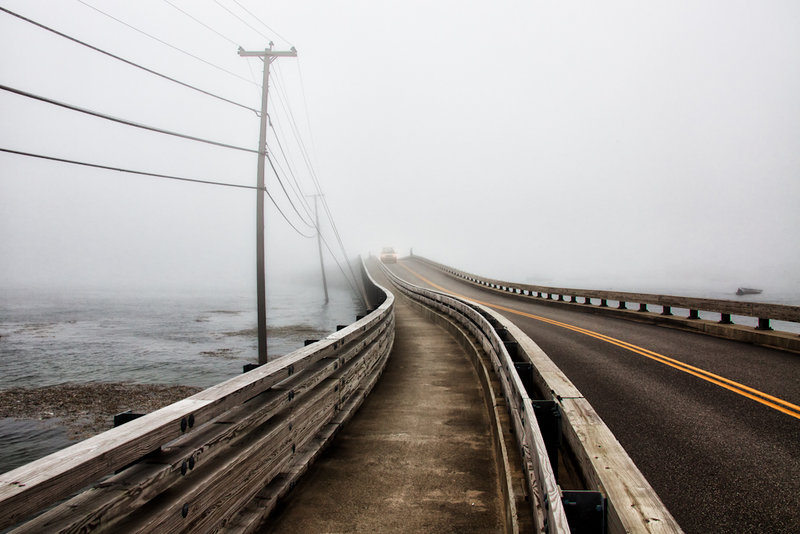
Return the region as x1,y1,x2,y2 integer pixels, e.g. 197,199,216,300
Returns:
399,263,800,421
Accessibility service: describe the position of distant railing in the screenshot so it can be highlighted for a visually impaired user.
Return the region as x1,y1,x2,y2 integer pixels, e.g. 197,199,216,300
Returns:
0,259,394,534
380,262,683,534
415,256,800,352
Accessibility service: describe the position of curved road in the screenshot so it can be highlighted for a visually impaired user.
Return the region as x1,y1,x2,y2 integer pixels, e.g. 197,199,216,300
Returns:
387,257,800,534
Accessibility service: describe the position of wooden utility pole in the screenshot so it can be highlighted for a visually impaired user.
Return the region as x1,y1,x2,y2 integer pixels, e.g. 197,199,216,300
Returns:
238,44,297,365
308,193,329,303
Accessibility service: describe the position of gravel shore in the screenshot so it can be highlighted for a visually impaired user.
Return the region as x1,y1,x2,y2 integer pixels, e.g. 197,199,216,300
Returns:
0,383,202,440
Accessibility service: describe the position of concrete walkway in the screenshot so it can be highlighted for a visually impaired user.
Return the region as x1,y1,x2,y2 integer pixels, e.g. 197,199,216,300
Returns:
259,268,504,533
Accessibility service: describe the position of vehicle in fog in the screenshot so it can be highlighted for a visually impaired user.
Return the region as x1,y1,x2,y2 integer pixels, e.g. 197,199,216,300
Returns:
380,247,397,263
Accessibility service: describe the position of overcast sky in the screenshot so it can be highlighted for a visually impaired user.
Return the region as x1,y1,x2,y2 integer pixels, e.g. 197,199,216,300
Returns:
1,1,798,296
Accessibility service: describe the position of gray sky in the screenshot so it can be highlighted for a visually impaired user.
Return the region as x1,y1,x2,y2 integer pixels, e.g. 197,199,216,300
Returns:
2,1,799,295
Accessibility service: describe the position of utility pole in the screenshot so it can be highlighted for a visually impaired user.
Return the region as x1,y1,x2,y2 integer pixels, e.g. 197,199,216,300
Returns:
238,44,297,366
308,193,329,303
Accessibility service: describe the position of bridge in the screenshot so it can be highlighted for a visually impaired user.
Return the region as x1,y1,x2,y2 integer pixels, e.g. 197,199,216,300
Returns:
1,256,798,534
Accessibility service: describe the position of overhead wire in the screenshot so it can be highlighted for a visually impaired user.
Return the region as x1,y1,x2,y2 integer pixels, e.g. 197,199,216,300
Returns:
265,132,309,214
270,69,320,215
160,0,239,47
318,229,363,299
320,194,362,291
1,20,314,238
0,6,258,113
0,147,258,189
265,153,315,228
213,0,273,43
264,189,315,238
267,118,363,299
0,147,315,238
295,60,319,162
74,0,257,86
6,2,358,289
269,121,315,219
267,71,363,297
156,0,265,101
270,67,363,292
268,69,363,293
0,84,259,154
229,0,293,46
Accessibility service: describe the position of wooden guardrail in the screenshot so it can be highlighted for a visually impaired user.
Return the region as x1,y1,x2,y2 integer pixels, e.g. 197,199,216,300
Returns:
414,255,800,352
380,262,683,534
0,259,394,534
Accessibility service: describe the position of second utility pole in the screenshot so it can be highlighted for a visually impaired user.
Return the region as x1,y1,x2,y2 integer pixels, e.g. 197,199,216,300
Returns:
308,193,329,303
238,44,297,366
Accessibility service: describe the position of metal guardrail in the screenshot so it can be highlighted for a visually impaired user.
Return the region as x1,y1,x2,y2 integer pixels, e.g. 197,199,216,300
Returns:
0,259,394,534
414,256,800,352
417,256,800,326
380,262,683,534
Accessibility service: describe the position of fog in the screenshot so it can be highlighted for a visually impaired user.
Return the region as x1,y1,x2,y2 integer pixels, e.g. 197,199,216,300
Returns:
2,1,799,297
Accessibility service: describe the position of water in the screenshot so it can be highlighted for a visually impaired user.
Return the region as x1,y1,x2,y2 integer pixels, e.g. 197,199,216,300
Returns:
602,286,800,334
0,284,363,389
0,283,363,472
0,418,73,474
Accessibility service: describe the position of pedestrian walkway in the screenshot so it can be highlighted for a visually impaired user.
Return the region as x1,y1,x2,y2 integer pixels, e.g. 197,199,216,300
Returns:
259,268,504,533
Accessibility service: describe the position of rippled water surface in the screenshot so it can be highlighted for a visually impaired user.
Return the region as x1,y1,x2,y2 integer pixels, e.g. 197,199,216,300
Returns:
0,284,364,390
0,283,363,471
0,418,73,474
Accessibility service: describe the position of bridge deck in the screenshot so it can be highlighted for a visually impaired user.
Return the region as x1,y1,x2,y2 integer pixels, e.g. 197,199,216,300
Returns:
391,257,800,534
258,266,505,533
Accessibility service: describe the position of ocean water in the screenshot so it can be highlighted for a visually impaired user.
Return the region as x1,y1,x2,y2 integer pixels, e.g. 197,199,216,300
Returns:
0,283,363,473
0,283,364,390
602,286,800,334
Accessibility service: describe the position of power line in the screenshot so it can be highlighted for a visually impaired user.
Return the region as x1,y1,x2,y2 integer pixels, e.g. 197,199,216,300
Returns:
295,60,319,165
213,0,273,43
0,84,259,154
266,136,314,221
266,153,315,228
229,0,293,46
268,116,361,297
319,193,362,293
264,190,315,238
0,6,258,114
269,121,315,220
0,147,315,238
266,79,362,296
269,70,325,215
281,106,361,292
316,225,363,299
160,0,239,47
0,147,258,189
269,70,362,293
75,0,257,86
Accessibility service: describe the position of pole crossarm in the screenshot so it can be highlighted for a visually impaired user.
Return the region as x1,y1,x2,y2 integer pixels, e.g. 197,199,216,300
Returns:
238,46,298,59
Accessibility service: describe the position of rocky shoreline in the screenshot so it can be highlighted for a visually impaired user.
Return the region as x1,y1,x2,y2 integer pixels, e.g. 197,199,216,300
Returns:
0,383,202,440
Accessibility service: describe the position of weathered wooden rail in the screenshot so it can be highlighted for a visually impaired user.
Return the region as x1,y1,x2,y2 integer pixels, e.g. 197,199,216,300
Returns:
380,261,683,534
415,255,800,353
0,260,394,534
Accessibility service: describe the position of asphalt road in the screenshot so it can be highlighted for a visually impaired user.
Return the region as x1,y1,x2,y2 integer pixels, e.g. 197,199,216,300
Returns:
386,257,800,534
